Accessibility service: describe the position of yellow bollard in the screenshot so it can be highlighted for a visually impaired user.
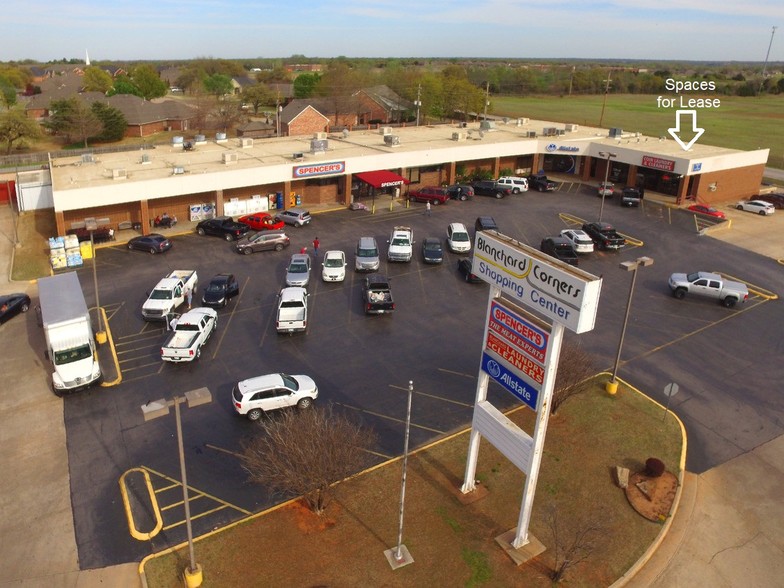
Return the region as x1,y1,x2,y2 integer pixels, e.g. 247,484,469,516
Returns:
605,380,618,395
184,563,203,587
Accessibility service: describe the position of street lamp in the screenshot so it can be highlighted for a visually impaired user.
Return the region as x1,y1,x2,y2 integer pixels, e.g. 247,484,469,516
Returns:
598,151,617,222
142,387,212,588
606,257,654,395
414,100,421,127
84,219,105,342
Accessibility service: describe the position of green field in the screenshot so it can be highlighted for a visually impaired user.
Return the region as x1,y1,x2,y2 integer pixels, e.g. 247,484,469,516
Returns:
492,94,784,170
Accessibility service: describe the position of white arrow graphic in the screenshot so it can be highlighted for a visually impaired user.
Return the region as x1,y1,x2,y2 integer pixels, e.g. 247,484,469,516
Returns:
668,109,704,151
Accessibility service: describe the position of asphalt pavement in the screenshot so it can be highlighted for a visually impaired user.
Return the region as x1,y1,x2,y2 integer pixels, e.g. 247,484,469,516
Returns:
1,194,783,587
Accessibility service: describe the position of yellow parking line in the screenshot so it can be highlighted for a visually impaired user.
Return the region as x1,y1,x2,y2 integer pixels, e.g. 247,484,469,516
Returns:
714,270,779,300
97,306,122,387
143,466,251,515
119,468,163,541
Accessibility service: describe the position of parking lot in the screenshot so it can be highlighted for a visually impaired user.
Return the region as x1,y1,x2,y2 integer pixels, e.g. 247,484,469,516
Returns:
23,185,784,567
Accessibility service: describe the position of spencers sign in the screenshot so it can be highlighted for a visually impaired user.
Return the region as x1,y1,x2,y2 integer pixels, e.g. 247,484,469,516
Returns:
472,231,602,333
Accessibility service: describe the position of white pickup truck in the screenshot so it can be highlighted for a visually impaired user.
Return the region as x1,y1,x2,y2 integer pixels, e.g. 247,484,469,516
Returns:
276,287,308,333
668,271,749,307
160,307,217,362
387,226,413,262
142,270,198,321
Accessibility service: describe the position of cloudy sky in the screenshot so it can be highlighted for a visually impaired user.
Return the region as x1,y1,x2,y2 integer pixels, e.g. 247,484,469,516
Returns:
1,0,782,62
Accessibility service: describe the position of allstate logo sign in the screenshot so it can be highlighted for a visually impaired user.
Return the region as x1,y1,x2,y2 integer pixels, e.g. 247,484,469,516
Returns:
546,143,557,152
485,359,501,378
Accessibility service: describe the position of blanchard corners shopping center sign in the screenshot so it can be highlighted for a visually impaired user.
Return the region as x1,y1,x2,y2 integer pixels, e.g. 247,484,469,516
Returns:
472,231,602,333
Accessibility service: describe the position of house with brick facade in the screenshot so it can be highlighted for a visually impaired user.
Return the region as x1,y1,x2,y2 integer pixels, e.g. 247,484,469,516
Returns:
353,85,413,124
280,101,331,136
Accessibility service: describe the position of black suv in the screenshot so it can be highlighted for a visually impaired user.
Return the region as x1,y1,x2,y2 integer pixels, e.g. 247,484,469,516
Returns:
528,174,557,192
196,216,251,241
540,236,578,266
619,187,642,207
471,180,511,199
475,216,498,232
754,193,784,209
446,184,474,200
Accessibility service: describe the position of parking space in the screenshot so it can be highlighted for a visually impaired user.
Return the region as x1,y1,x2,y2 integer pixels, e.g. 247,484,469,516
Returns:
59,185,784,567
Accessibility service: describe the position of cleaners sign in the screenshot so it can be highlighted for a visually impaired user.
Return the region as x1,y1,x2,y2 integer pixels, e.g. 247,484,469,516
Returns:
472,231,602,333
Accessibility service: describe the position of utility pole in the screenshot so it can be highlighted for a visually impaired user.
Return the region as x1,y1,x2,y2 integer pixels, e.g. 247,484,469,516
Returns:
599,69,612,128
758,26,777,96
483,82,490,121
415,84,422,127
568,66,575,97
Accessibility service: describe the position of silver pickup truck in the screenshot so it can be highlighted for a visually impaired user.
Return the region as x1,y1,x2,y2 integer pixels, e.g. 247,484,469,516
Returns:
668,271,749,307
161,307,217,361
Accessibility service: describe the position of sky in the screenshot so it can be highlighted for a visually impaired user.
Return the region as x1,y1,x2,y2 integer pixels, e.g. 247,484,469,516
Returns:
1,0,782,63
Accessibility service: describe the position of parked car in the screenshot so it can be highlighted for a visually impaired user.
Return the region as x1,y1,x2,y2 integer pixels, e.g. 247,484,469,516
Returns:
540,236,578,266
0,293,31,324
597,182,614,197
474,216,498,232
496,176,529,194
619,187,642,207
559,229,594,253
528,174,557,192
127,233,172,254
276,287,309,333
201,273,239,308
447,223,471,253
408,186,450,205
421,237,444,264
285,253,312,287
277,207,312,227
238,212,284,231
196,216,251,241
355,236,380,272
471,180,511,199
736,199,775,215
445,184,474,200
753,193,784,209
687,204,726,219
581,222,626,250
321,250,347,282
235,230,290,254
668,271,749,308
232,373,318,421
458,259,483,283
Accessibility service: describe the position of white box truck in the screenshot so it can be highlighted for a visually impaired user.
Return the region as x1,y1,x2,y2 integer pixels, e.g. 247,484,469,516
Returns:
38,272,102,395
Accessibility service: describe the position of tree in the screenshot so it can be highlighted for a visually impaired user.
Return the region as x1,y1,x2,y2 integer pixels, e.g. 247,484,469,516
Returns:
0,109,41,154
550,338,597,415
82,66,114,93
241,404,377,515
241,83,273,115
203,73,233,99
211,99,244,132
108,74,143,97
293,73,320,98
545,503,604,582
0,76,16,109
45,98,103,147
91,102,127,142
131,64,168,100
44,98,79,140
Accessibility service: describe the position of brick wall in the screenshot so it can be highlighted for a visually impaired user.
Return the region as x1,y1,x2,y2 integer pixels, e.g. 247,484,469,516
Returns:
694,164,765,205
286,108,328,137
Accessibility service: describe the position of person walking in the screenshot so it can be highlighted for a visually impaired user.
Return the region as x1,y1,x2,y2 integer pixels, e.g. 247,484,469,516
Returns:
186,286,192,309
426,201,431,217
312,237,320,256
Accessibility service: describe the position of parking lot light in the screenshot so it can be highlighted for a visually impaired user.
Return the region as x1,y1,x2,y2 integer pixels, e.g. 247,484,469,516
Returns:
607,257,654,395
141,387,212,587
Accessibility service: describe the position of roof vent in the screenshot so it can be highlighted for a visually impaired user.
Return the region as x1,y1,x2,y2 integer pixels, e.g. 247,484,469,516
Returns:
240,138,253,148
173,166,185,175
81,153,96,164
111,168,127,180
380,126,393,136
383,135,400,146
222,152,238,164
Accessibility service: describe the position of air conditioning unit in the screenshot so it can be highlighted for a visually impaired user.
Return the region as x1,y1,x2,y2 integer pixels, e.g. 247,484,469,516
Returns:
81,154,96,164
565,124,579,132
519,117,529,125
240,138,253,148
383,135,400,146
292,152,304,160
173,166,185,175
526,131,537,138
342,129,350,138
479,121,496,131
452,132,466,142
380,126,393,136
140,153,151,164
310,139,328,153
609,127,623,138
111,168,127,180
222,152,238,164
543,127,557,137
313,132,327,140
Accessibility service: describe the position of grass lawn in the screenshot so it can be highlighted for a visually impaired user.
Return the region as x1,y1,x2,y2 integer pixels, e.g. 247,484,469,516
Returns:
143,377,684,587
493,94,784,170
11,209,57,281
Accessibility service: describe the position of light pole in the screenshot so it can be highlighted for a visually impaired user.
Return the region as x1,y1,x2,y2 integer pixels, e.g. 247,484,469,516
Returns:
606,257,654,395
142,387,212,588
598,151,617,222
84,219,105,342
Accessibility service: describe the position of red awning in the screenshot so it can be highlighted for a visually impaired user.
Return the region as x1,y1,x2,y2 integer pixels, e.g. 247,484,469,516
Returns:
355,170,410,189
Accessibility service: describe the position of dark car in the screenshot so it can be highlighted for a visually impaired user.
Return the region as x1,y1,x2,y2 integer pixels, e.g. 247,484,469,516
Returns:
458,259,483,283
540,236,578,266
0,293,31,324
196,216,251,241
581,221,626,250
528,174,557,192
754,193,784,209
235,230,290,255
202,273,239,308
445,184,474,201
471,180,511,199
619,187,642,207
475,216,498,232
421,237,444,264
127,233,172,254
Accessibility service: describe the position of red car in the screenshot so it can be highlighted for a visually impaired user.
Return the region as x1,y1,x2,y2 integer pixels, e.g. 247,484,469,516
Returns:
238,213,285,231
408,186,450,205
687,204,726,219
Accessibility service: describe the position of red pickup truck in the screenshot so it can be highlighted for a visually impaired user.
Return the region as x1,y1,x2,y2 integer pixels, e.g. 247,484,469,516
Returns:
408,186,450,205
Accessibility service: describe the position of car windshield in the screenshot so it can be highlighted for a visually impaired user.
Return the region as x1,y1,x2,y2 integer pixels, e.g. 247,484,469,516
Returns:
289,263,308,273
452,232,469,242
325,257,343,267
424,242,440,251
149,289,173,300
207,283,226,292
53,344,93,365
280,300,304,308
280,373,299,391
175,323,199,331
358,247,378,257
391,238,408,246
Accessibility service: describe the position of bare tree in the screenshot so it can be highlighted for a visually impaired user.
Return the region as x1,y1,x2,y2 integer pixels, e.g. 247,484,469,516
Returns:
241,404,377,515
550,338,597,415
545,503,604,582
211,99,244,133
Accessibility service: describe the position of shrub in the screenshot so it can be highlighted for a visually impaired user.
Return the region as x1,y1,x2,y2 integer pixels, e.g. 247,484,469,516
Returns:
645,457,666,478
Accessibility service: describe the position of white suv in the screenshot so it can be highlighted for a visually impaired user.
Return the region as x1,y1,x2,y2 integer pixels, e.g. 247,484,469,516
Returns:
496,176,529,194
232,373,318,421
447,223,471,253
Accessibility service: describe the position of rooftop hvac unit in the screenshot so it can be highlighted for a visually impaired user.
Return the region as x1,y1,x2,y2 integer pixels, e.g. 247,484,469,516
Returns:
342,128,350,138
292,152,304,160
194,134,206,143
240,137,253,148
558,129,566,135
173,166,185,175
380,126,393,136
609,127,623,138
222,152,238,164
140,153,151,164
526,131,537,138
313,132,327,140
172,136,184,145
565,124,579,132
543,127,557,137
519,117,529,125
479,120,496,131
310,139,328,153
215,132,227,142
81,154,96,164
383,135,400,146
452,132,466,141
111,168,127,180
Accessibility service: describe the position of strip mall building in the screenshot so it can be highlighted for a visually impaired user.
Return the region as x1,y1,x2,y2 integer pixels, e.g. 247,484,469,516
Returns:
19,118,769,236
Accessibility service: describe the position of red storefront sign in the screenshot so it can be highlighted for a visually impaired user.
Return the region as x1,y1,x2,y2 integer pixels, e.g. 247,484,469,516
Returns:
641,155,675,172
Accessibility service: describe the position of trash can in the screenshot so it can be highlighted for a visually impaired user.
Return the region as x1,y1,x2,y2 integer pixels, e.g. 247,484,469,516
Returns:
276,192,284,210
295,194,302,206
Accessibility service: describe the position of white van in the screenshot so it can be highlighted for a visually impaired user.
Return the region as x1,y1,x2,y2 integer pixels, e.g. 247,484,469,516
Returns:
497,176,529,194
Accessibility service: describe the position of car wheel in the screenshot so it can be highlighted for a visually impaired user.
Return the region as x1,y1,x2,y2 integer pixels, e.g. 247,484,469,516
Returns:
673,288,687,300
513,188,520,194
243,248,253,255
431,199,440,206
197,227,206,235
127,243,134,250
224,233,234,241
758,210,766,216
21,303,30,313
722,297,737,308
149,247,157,254
495,192,503,199
460,195,467,201
195,347,201,359
297,397,313,409
275,243,283,251
247,408,262,421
